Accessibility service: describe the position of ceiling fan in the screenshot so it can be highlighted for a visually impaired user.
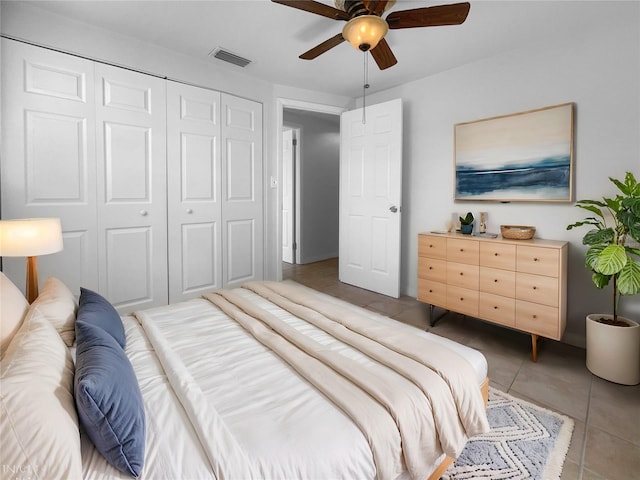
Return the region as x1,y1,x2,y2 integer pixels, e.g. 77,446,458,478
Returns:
271,0,471,70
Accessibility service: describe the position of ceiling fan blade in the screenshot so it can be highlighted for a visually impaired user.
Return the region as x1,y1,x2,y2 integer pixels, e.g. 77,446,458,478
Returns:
386,2,470,29
271,0,350,21
299,33,346,60
370,38,397,70
363,0,389,16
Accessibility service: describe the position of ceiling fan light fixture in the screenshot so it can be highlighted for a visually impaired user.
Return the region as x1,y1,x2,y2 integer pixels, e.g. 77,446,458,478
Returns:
342,15,388,52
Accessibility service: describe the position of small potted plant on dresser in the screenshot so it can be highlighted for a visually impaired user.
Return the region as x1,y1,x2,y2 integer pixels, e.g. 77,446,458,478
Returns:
567,171,640,385
459,212,474,234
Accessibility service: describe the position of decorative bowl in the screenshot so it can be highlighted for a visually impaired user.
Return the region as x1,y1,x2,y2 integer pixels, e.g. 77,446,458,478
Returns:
500,225,536,240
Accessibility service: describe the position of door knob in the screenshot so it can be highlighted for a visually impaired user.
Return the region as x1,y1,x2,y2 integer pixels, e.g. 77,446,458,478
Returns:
389,206,398,213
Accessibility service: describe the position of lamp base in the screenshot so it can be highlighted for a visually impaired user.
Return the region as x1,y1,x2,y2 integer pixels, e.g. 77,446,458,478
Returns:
26,256,39,303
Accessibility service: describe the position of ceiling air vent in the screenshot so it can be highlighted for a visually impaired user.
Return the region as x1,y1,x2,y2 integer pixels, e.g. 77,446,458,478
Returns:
208,48,252,68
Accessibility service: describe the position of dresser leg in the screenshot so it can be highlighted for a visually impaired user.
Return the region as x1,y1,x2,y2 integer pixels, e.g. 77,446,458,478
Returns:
531,334,539,362
429,304,449,327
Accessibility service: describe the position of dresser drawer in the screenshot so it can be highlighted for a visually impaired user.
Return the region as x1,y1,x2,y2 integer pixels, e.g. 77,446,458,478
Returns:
517,246,560,277
447,262,479,290
419,235,446,260
418,279,447,307
480,266,516,297
447,238,479,265
480,242,516,270
479,292,515,327
516,273,559,307
516,300,560,339
418,257,446,283
447,285,479,317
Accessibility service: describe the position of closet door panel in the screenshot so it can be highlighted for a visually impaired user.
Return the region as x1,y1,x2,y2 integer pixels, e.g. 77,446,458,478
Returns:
1,39,98,295
182,223,218,292
221,94,263,288
226,219,255,284
167,82,222,302
104,123,152,200
95,64,167,312
105,227,153,306
25,111,87,202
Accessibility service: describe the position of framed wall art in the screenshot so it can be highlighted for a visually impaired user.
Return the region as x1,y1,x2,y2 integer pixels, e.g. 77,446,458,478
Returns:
454,102,574,202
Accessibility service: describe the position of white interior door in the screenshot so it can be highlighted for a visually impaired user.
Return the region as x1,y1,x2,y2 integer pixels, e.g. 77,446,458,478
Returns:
167,81,222,303
339,98,403,297
282,128,295,264
95,64,168,312
1,39,99,296
221,94,264,288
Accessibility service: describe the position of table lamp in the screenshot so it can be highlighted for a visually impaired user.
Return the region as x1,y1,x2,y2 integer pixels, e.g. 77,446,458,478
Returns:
0,218,64,303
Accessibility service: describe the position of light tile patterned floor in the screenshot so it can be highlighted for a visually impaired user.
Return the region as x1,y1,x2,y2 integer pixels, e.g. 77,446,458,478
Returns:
283,258,640,480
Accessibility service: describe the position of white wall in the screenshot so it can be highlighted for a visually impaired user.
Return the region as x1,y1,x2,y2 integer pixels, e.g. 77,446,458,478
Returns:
283,110,340,264
364,2,640,346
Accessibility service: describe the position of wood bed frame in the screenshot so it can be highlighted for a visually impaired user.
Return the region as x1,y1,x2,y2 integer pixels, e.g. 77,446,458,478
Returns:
427,377,490,480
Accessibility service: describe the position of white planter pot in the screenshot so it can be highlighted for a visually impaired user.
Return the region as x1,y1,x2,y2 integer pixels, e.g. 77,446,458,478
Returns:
586,314,640,385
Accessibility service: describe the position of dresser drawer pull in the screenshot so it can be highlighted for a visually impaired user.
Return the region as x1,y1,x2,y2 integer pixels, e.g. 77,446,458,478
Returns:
493,306,498,309
494,253,499,256
533,286,537,290
429,289,433,293
533,314,538,319
459,272,463,276
429,266,433,270
460,297,464,301
494,279,498,283
534,258,539,262
460,248,464,252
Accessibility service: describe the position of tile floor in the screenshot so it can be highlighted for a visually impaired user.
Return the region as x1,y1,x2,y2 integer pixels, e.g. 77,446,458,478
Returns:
283,258,640,480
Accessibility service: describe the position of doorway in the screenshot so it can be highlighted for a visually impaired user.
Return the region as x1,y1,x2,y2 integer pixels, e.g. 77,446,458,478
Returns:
277,98,403,297
281,125,299,264
281,107,341,266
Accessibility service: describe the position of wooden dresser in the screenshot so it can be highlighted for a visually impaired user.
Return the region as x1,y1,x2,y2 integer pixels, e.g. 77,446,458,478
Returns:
418,232,568,361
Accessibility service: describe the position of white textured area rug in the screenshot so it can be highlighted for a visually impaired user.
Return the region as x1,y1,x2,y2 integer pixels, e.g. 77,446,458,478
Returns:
443,388,574,480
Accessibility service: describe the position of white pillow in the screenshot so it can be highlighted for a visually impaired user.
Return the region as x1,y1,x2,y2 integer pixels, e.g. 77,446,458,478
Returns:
0,303,82,479
0,272,30,357
33,276,78,346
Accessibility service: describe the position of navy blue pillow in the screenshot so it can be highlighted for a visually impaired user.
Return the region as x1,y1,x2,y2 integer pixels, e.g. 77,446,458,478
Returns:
78,287,126,348
75,320,146,478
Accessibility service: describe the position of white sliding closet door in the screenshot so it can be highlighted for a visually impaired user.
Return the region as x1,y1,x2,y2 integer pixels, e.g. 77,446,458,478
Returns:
1,40,99,295
221,94,264,288
167,82,222,302
95,64,168,311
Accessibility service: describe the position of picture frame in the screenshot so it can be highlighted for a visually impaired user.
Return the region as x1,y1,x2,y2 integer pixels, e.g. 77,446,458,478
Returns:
454,102,574,202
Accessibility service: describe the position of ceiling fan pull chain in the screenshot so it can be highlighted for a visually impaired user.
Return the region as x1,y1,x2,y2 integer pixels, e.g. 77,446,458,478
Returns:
362,51,370,124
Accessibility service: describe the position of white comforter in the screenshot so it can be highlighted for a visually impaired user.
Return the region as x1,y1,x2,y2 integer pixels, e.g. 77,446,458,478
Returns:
81,282,488,480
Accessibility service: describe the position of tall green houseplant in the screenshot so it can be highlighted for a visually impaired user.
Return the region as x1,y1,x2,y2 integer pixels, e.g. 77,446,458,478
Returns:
567,171,640,321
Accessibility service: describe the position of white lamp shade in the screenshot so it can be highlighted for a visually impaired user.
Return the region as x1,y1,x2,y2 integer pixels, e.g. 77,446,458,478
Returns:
0,218,64,257
342,15,389,52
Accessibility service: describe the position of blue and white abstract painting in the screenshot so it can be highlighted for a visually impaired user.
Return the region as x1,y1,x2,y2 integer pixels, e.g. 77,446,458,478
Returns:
455,103,574,201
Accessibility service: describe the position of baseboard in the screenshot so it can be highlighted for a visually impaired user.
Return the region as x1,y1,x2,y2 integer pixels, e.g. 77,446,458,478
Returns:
560,331,586,349
300,252,338,264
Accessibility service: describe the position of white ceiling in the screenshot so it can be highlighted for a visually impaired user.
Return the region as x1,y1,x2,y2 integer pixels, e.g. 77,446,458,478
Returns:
18,0,622,98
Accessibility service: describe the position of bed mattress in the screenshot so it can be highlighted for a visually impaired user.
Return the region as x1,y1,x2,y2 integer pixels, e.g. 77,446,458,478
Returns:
81,282,488,480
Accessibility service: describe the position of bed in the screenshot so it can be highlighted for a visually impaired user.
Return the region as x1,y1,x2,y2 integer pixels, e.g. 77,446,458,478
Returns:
0,272,489,480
